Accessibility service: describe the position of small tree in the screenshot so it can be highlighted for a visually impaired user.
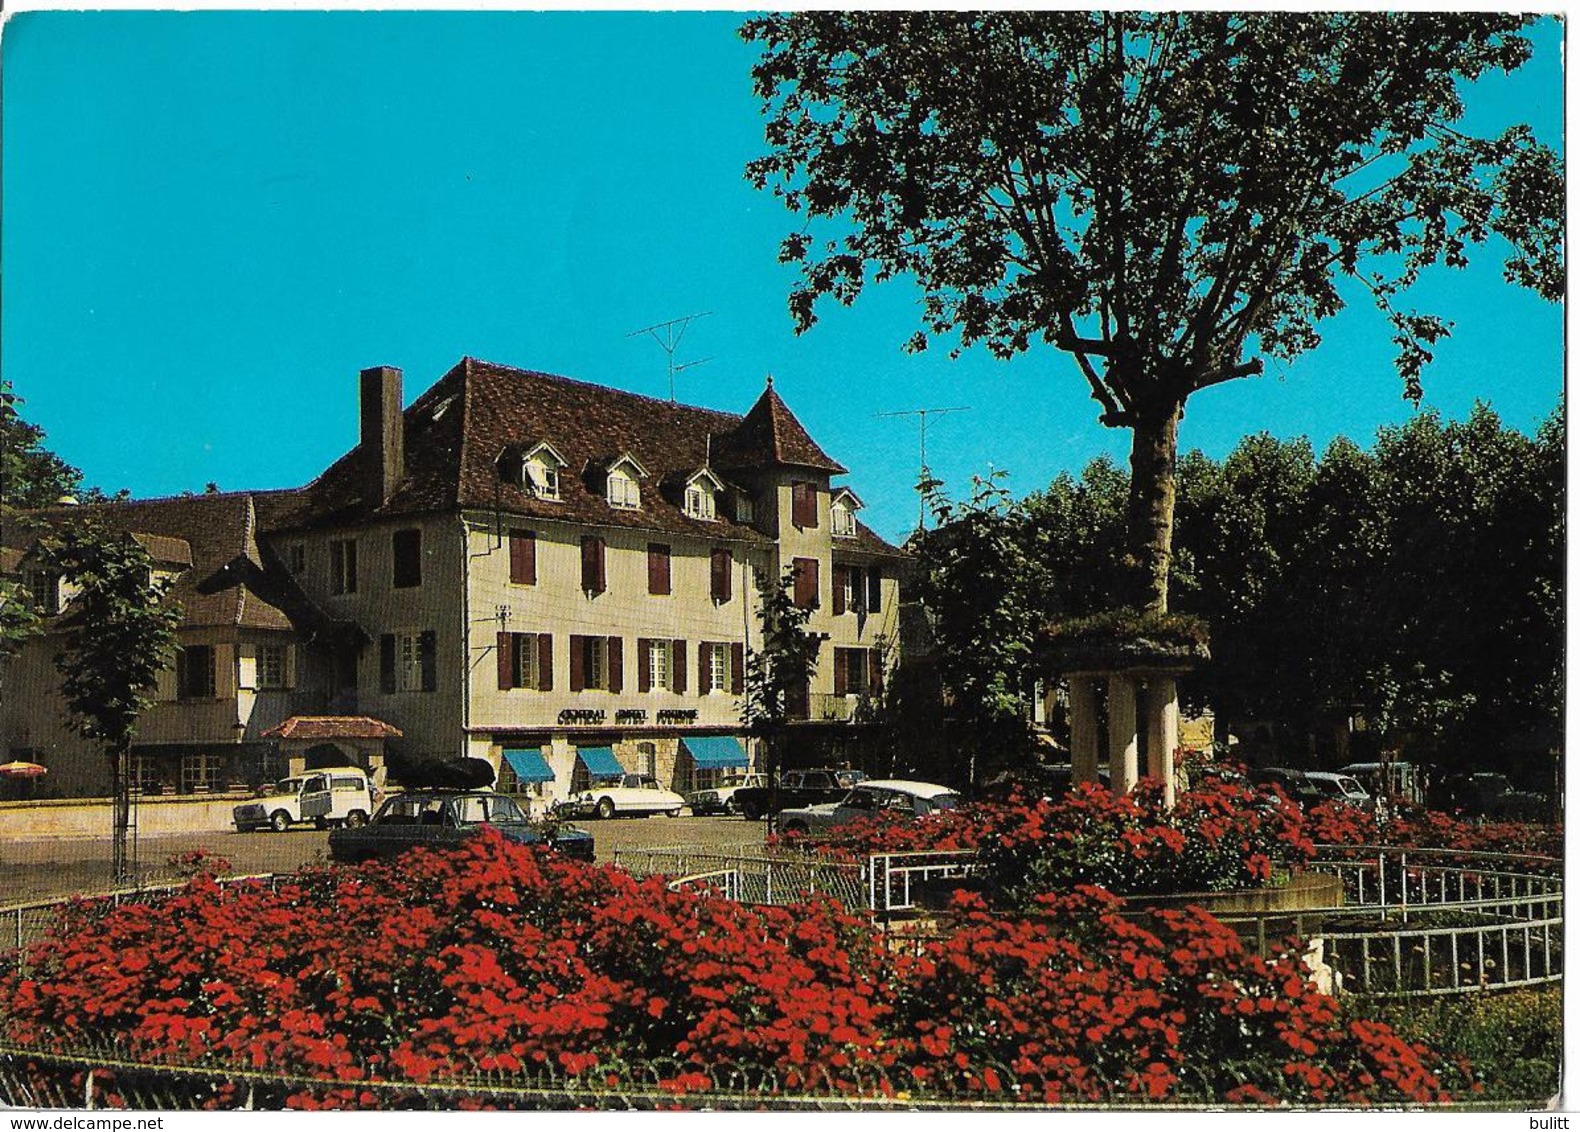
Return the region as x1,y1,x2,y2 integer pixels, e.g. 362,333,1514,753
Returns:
42,525,182,883
913,470,1040,786
741,565,822,814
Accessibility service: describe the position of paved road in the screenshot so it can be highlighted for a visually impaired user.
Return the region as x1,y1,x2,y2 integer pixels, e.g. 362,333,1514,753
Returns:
1,814,768,905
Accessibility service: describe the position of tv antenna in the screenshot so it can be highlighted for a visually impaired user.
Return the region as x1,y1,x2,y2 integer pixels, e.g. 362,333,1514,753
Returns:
628,311,713,401
877,405,971,529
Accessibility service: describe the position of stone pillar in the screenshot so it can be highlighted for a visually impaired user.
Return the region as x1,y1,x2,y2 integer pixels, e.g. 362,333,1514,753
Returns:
1107,673,1139,793
1145,674,1180,809
1069,675,1101,785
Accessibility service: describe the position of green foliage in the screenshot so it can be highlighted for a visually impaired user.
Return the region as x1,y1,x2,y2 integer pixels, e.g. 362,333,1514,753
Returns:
0,381,84,512
745,11,1563,610
40,524,183,756
911,471,1040,778
1020,402,1563,772
1364,989,1560,1104
740,565,820,737
0,580,43,661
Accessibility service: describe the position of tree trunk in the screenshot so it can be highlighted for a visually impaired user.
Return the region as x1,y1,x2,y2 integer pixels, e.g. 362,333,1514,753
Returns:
1125,398,1184,612
110,742,132,886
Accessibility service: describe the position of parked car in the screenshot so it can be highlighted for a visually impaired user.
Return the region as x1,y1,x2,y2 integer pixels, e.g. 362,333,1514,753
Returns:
685,772,770,816
233,768,374,832
980,763,1109,801
1248,767,1369,808
732,768,867,821
1464,772,1547,821
560,774,686,819
1340,761,1425,805
1302,771,1372,808
772,780,961,836
329,789,594,863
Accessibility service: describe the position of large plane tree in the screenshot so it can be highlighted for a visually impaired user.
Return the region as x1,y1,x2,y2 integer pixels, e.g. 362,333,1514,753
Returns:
744,11,1562,612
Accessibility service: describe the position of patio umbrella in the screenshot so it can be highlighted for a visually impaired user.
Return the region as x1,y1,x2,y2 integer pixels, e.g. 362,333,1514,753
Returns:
0,760,48,779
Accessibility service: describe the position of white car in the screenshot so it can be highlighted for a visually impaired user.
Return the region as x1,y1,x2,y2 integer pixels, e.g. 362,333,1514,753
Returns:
564,773,686,819
685,772,770,816
772,779,961,836
233,767,375,832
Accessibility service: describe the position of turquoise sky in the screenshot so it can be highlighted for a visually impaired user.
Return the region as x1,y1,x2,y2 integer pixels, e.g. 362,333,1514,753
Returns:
2,11,1564,543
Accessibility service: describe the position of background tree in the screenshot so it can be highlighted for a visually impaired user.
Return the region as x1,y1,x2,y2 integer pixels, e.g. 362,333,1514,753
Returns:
741,565,822,812
41,525,182,883
745,11,1562,612
988,401,1561,780
910,471,1042,785
1,381,84,512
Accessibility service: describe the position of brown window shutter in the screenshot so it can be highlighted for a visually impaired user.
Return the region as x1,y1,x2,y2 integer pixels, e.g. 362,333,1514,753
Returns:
581,536,606,595
607,636,623,693
510,530,537,585
538,633,554,691
697,642,711,695
497,631,514,690
711,548,732,603
672,640,687,693
793,557,819,609
637,638,652,693
648,544,671,595
569,635,586,692
833,648,849,696
866,567,882,613
731,643,745,695
832,565,847,615
869,649,884,696
792,481,819,529
419,631,437,692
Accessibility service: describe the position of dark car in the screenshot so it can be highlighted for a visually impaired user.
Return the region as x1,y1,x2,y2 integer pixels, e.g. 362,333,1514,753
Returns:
732,768,866,821
329,790,595,864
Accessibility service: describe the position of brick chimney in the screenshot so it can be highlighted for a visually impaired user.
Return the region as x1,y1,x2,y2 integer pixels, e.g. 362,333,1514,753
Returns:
359,365,404,506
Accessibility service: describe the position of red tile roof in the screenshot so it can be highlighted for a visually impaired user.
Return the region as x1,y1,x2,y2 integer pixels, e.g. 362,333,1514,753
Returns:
272,359,895,553
3,492,340,633
716,379,847,474
261,715,404,741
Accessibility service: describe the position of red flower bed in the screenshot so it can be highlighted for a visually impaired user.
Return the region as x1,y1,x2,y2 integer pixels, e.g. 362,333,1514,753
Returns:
1305,802,1561,859
0,832,1463,1107
778,780,1314,902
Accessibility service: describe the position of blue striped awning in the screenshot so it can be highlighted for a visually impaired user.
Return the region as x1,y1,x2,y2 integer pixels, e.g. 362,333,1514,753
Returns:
503,748,554,784
683,736,749,770
577,746,625,778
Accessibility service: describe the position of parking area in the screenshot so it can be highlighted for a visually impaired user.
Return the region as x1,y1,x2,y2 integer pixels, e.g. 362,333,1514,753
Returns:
0,814,769,904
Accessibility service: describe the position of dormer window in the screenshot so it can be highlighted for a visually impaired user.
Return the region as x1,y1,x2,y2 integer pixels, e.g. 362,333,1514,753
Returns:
831,488,864,538
680,467,724,522
735,494,755,524
608,468,641,510
521,441,568,502
527,460,560,501
603,453,649,511
685,485,715,520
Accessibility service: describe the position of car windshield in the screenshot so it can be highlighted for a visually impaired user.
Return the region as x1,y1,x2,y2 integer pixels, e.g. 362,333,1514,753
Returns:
836,770,866,786
928,793,961,811
273,778,302,794
1335,777,1364,796
449,794,528,825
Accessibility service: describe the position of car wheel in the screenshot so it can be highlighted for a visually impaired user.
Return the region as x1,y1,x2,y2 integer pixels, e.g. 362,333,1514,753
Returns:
666,808,681,818
596,797,616,820
741,802,762,821
314,817,329,831
784,820,809,835
723,798,738,816
344,809,368,828
270,810,291,833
